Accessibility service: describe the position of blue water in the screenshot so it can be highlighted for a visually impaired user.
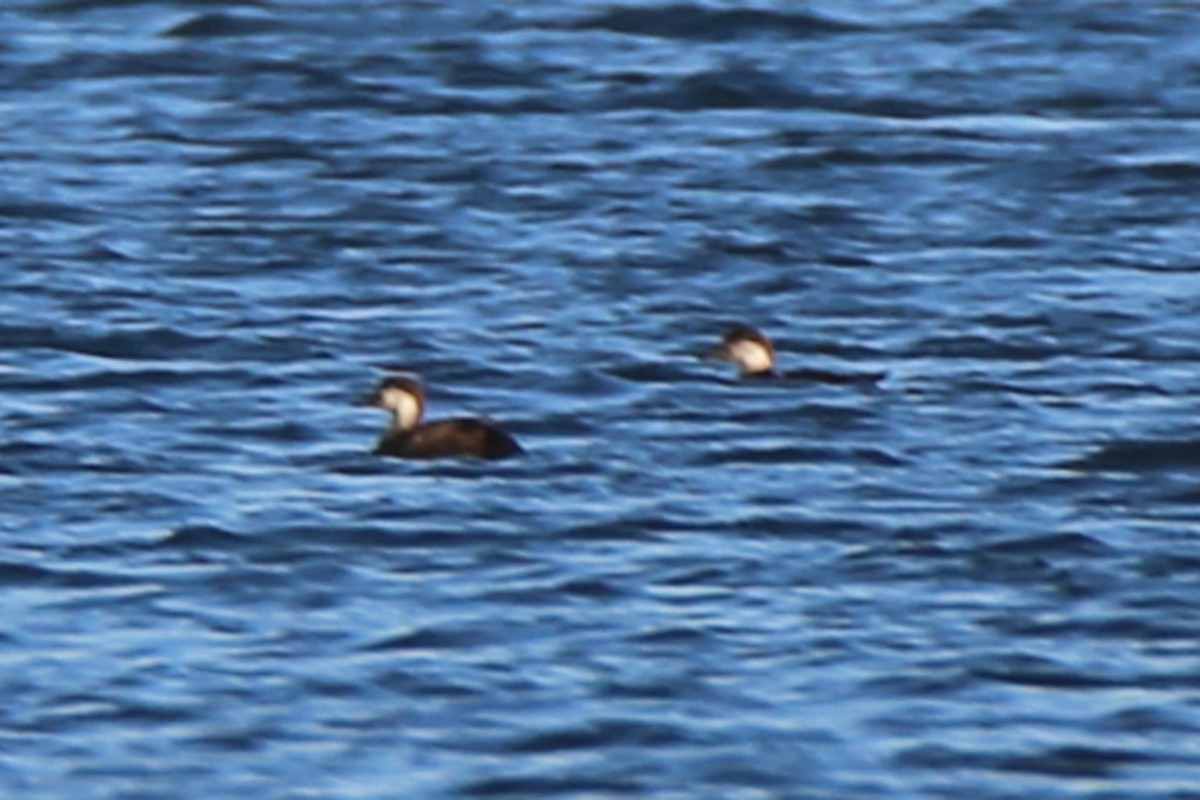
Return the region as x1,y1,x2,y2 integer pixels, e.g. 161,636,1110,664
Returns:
4,1,1200,797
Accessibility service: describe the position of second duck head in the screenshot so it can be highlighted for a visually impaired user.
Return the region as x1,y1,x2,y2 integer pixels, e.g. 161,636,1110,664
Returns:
706,325,777,377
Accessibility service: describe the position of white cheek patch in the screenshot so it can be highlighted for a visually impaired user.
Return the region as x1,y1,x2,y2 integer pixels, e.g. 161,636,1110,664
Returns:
398,392,422,429
730,340,774,373
383,387,423,429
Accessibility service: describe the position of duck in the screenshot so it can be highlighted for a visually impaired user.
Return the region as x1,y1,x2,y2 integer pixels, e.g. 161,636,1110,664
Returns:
362,375,523,460
706,325,884,386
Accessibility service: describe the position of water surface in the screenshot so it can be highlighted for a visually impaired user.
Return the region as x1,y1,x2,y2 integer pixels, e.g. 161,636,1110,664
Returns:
3,1,1200,798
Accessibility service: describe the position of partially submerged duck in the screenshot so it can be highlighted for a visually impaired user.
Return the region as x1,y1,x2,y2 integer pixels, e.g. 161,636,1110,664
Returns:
706,325,884,386
362,375,523,460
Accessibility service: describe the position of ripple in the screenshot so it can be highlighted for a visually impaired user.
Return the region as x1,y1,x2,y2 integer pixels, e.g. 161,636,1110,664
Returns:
563,4,860,40
967,652,1123,690
461,774,642,798
162,12,282,39
999,745,1158,779
6,1,1200,797
1067,438,1200,472
501,717,687,754
154,524,254,552
976,532,1111,558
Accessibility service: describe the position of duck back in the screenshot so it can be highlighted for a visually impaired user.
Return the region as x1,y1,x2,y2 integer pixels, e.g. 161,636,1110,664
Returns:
376,418,523,460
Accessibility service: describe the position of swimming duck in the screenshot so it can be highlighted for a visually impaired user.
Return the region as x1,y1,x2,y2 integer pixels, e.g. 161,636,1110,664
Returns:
706,325,884,385
362,375,523,460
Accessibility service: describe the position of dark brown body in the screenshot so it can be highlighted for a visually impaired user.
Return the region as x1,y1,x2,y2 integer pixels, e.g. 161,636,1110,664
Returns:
363,375,524,461
757,367,886,386
375,417,523,460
